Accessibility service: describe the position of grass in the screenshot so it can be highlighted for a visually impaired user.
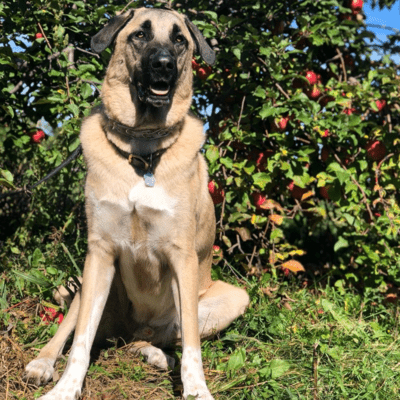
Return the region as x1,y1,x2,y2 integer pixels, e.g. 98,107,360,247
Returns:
1,263,400,400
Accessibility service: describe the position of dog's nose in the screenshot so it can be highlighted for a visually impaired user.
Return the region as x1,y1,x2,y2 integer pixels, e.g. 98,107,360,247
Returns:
151,51,174,72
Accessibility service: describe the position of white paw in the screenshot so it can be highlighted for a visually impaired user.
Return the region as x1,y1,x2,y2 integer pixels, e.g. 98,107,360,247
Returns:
37,385,81,400
183,385,214,400
142,346,175,370
25,358,55,386
181,346,214,399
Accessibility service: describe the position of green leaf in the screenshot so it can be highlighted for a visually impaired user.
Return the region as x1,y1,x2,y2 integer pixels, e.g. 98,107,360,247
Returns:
222,235,232,248
252,172,271,189
334,237,349,252
69,137,81,152
80,82,93,99
13,270,52,288
220,157,233,169
259,103,275,119
206,145,219,163
270,359,290,379
32,248,44,267
335,170,349,185
232,47,241,60
66,103,80,117
227,347,246,372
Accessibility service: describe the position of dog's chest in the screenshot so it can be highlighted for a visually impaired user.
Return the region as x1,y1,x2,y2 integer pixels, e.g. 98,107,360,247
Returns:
91,179,177,246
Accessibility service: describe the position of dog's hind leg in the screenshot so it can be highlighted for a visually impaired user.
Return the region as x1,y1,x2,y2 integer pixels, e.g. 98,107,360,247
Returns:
25,288,81,386
198,280,249,339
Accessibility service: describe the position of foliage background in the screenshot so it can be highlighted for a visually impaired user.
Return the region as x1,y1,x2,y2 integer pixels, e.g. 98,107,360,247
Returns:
1,0,399,297
1,0,400,399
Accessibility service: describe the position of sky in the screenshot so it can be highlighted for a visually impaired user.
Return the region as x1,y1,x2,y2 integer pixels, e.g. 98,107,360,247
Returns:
364,0,400,63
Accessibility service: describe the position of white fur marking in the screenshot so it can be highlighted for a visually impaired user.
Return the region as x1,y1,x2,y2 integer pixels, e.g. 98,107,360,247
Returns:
129,180,176,215
36,292,108,400
181,346,214,400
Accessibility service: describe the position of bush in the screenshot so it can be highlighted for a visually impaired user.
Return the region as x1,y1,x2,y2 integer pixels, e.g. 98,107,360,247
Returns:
1,0,399,295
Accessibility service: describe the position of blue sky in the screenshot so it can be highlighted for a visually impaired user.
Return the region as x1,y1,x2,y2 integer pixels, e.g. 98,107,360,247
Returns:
364,0,400,62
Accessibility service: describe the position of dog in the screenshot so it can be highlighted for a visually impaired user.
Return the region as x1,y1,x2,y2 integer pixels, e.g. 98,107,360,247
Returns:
24,7,249,400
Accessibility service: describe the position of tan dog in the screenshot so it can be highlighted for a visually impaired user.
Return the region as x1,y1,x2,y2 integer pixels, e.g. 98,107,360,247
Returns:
25,7,249,400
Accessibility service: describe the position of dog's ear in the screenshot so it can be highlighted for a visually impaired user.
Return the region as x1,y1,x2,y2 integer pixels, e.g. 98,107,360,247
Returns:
91,10,135,54
185,17,215,66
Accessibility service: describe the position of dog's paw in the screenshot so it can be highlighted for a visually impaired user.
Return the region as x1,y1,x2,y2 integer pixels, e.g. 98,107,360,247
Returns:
183,386,214,400
141,346,175,370
36,387,81,400
25,358,55,386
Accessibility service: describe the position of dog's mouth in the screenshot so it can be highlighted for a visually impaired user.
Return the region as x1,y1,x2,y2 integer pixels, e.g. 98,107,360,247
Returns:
149,82,170,97
137,81,172,107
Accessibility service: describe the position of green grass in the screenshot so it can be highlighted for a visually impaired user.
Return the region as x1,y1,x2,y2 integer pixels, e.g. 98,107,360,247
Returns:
1,261,400,399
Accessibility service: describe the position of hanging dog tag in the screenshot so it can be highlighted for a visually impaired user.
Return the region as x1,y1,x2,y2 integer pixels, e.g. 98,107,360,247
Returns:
144,172,156,187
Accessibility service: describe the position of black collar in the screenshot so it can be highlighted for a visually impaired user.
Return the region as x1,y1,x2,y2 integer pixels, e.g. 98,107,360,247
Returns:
103,113,176,141
101,113,177,175
107,139,167,174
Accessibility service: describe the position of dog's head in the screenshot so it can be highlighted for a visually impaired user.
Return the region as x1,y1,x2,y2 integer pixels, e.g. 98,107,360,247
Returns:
92,8,214,120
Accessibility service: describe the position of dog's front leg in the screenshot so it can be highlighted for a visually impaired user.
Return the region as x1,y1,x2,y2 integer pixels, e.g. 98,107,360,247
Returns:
38,245,115,400
171,249,214,400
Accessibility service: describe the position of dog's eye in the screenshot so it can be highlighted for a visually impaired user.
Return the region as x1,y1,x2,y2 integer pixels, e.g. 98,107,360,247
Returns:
175,35,184,43
136,31,145,39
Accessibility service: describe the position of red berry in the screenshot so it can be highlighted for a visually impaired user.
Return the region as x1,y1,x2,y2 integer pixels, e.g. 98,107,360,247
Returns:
197,66,212,80
288,181,307,200
283,268,290,277
35,32,43,39
375,99,386,112
319,186,330,200
322,129,330,138
305,71,318,85
57,313,64,324
40,307,64,325
350,0,363,15
192,59,200,70
208,181,225,204
31,130,45,143
252,192,267,209
278,116,290,131
305,85,321,100
343,107,356,115
340,13,352,21
365,140,386,161
248,149,274,171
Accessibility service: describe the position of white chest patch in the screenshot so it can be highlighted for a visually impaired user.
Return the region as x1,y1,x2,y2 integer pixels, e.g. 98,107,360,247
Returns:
129,180,177,215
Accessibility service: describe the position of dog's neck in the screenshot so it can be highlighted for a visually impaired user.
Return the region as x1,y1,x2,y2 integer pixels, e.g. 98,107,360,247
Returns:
100,107,183,157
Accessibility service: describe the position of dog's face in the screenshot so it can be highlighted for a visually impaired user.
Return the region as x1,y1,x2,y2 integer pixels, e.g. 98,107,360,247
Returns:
92,8,215,111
